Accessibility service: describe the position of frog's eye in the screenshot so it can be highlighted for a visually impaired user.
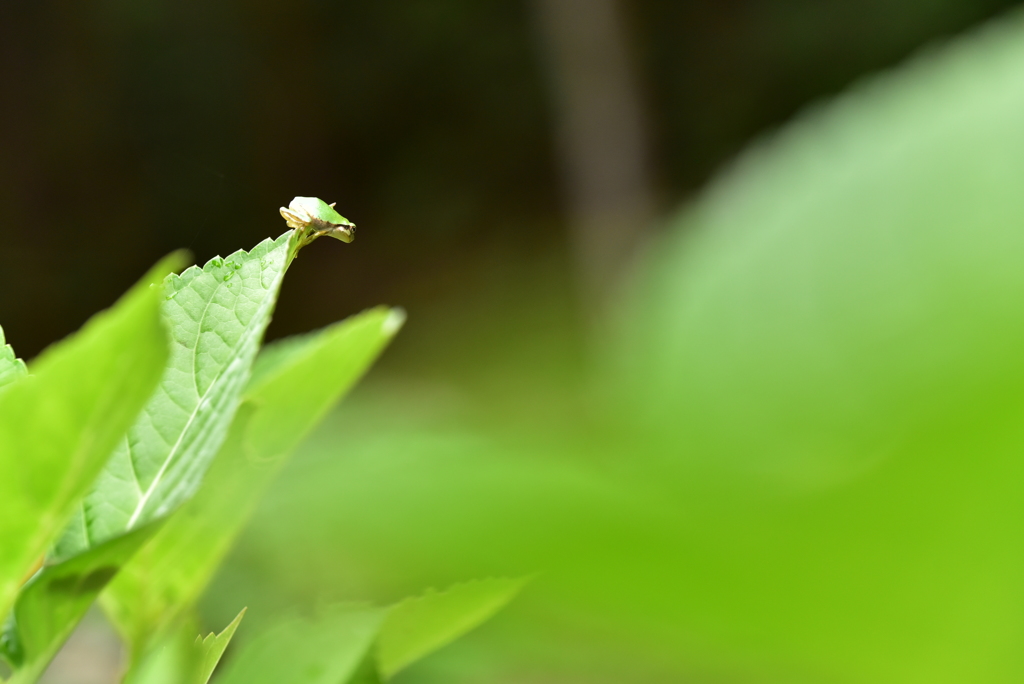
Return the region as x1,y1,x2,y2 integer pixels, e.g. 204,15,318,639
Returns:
326,224,355,243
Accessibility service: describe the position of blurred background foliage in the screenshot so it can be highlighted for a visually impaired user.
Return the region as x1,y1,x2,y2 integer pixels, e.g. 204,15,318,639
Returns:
5,1,1024,682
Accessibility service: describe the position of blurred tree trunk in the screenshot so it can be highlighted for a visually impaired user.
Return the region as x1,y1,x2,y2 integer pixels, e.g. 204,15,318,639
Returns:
532,0,657,308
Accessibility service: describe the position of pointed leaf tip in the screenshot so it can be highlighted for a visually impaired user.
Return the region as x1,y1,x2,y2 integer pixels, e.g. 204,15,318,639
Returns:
383,308,406,337
195,608,246,684
53,232,296,563
377,576,527,679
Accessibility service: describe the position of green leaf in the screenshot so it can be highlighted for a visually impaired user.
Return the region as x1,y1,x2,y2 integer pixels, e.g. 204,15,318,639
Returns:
102,308,402,652
0,326,26,391
195,608,246,684
607,9,1024,682
376,577,527,679
0,255,178,629
2,523,160,684
214,606,386,684
123,625,201,684
210,578,522,684
53,233,297,562
241,307,404,475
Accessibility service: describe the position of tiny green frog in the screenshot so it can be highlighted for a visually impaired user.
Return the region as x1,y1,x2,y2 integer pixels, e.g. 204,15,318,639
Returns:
280,196,356,250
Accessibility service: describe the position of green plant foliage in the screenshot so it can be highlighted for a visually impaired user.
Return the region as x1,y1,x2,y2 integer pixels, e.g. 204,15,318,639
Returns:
123,626,201,684
0,235,305,682
195,608,245,684
102,308,403,653
214,606,387,684
53,234,297,562
0,255,179,630
376,577,527,679
211,579,525,684
604,8,1024,682
0,214,435,684
206,11,1024,684
0,326,26,391
1,524,160,684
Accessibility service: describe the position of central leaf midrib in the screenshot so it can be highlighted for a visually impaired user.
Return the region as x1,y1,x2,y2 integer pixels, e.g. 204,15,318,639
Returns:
125,267,283,530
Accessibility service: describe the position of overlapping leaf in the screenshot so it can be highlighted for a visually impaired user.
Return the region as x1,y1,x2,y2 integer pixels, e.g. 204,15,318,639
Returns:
102,308,403,653
376,577,526,679
215,606,386,684
2,524,160,684
122,625,201,684
213,579,524,684
0,256,176,631
53,232,295,560
3,233,302,683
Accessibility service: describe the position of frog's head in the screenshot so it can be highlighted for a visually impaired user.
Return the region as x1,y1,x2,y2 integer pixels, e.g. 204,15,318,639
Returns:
322,207,356,243
280,196,356,244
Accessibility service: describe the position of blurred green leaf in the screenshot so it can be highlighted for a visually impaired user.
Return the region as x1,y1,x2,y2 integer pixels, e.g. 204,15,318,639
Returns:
0,326,26,391
54,234,296,562
604,7,1024,682
212,8,1024,684
102,307,402,652
2,523,159,684
195,607,245,684
0,255,177,630
242,307,404,463
376,577,527,679
124,625,202,684
211,578,523,684
214,606,386,684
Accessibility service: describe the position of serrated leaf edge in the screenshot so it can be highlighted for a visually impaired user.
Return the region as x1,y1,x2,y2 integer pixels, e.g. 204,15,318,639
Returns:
125,232,293,529
0,325,27,390
169,233,291,291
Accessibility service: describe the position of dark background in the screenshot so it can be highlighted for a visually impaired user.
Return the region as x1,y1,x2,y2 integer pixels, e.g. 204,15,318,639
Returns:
0,0,1017,359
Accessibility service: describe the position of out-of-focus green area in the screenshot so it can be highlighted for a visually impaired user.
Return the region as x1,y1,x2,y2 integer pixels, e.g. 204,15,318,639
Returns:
211,9,1024,684
8,1,1024,682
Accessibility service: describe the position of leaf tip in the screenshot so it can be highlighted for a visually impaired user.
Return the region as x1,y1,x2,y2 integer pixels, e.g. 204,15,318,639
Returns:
147,250,192,286
382,308,406,338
